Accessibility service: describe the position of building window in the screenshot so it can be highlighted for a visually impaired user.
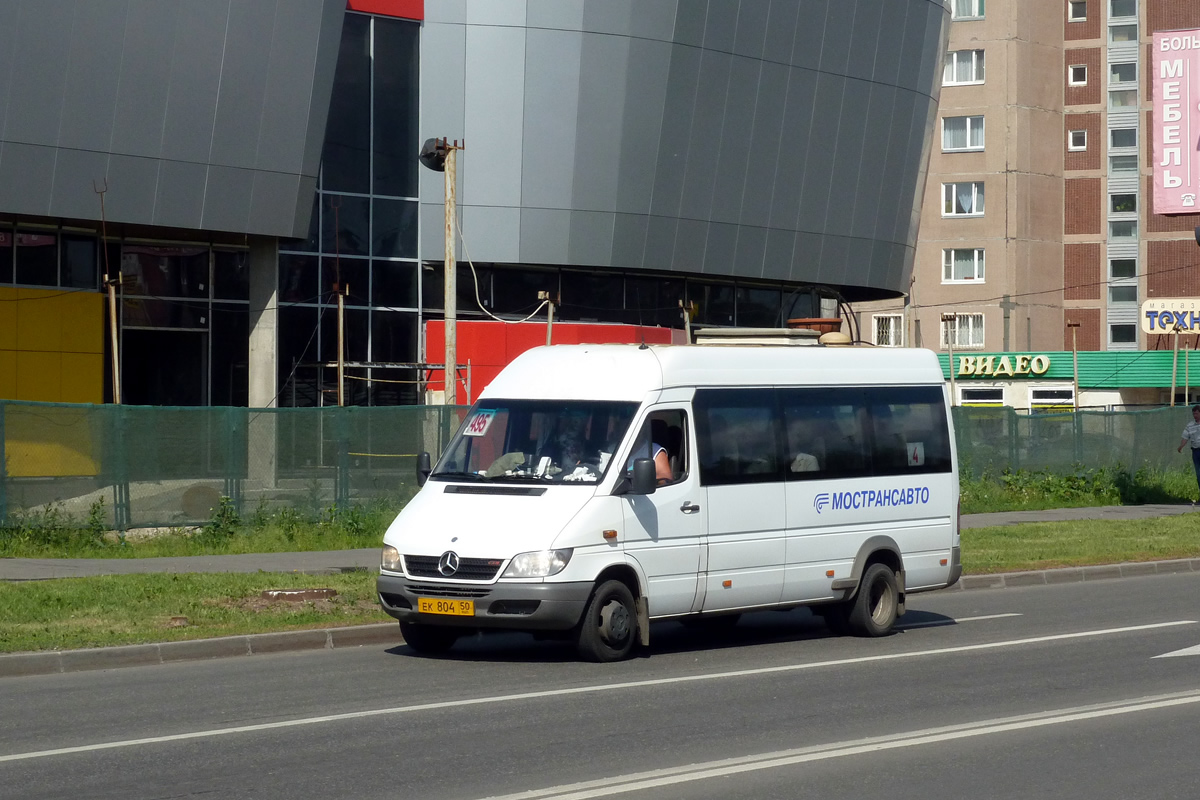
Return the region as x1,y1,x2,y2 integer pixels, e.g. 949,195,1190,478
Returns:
941,313,985,349
943,182,985,216
1110,128,1136,148
943,116,985,151
943,248,986,282
1109,24,1137,43
1110,324,1137,343
1068,1,1087,21
1068,65,1088,86
1031,387,1075,411
1110,258,1136,279
1110,194,1136,213
873,314,903,347
1110,220,1137,240
944,50,985,85
1109,0,1135,17
1110,62,1136,83
952,0,985,19
1068,130,1088,151
1108,89,1137,110
1109,155,1138,175
961,387,1004,407
1109,285,1138,303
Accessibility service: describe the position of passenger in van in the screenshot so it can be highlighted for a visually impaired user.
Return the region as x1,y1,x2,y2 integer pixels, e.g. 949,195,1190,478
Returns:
626,417,673,484
786,414,822,473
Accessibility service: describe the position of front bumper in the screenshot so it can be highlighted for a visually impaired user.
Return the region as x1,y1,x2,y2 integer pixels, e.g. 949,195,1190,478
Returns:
377,573,592,631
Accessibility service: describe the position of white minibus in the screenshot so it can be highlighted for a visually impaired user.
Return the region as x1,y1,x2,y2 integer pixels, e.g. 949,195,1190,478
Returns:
378,343,960,661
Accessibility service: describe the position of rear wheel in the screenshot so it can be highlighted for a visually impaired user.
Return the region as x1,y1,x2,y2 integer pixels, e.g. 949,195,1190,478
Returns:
576,580,638,662
399,622,459,655
847,563,899,637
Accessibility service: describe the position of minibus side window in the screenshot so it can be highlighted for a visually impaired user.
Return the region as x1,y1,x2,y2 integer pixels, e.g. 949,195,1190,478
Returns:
780,388,870,480
694,389,783,486
862,386,952,475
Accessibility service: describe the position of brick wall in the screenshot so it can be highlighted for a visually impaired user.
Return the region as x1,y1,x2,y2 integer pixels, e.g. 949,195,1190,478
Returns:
1065,0,1101,41
1148,0,1200,32
1065,48,1101,105
1064,308,1101,351
1065,178,1102,234
1147,239,1200,296
1065,112,1101,170
1064,242,1102,299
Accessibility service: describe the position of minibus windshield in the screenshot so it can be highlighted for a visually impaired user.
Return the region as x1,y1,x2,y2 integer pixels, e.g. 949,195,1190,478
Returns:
432,400,640,484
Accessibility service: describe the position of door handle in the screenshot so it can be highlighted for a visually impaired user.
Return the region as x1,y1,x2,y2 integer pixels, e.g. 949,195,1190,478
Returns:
680,501,701,514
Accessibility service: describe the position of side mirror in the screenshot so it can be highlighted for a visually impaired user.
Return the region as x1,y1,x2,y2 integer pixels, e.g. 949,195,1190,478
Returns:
416,452,432,487
629,458,657,495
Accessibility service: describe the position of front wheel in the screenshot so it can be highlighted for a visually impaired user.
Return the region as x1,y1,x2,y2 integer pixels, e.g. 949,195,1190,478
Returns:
847,563,899,637
576,580,638,662
399,622,460,655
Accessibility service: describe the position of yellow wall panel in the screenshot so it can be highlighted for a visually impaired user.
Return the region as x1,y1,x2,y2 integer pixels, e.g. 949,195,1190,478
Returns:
59,292,104,354
16,289,63,352
0,288,17,349
15,351,62,401
60,352,103,403
0,350,15,398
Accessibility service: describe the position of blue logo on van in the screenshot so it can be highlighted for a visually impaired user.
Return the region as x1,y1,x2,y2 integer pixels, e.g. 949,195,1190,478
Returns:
814,487,930,514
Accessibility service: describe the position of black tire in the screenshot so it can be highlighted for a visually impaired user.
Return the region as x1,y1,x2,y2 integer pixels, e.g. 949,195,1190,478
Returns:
680,613,741,632
399,622,459,655
846,563,899,637
576,580,638,662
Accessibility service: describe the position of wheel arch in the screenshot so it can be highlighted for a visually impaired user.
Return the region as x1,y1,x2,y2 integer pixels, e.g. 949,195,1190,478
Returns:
833,535,906,611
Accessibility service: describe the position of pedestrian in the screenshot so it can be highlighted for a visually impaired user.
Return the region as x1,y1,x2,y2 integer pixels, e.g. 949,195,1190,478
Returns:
1176,404,1200,505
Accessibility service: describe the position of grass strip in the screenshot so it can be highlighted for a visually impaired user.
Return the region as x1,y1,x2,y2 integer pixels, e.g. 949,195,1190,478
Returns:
2,517,1198,654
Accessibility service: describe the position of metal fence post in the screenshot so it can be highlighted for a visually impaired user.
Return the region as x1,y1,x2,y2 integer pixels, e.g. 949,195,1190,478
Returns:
111,404,131,531
0,402,7,526
335,407,350,509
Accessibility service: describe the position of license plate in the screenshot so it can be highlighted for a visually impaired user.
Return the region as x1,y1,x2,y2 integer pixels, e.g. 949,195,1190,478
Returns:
417,597,474,616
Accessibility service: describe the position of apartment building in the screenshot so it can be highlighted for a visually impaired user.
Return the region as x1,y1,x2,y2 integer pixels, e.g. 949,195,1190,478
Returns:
861,0,1200,362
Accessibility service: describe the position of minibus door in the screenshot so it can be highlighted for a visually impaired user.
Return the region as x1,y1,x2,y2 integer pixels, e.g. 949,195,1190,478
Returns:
620,408,705,618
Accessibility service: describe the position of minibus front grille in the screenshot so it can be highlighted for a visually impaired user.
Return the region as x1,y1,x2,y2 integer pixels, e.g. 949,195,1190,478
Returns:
404,555,503,581
405,583,492,599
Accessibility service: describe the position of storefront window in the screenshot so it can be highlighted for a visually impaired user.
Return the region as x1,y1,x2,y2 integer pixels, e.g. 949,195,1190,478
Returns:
15,230,57,287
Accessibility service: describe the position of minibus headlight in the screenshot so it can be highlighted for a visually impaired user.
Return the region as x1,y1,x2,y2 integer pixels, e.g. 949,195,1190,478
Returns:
381,545,402,572
502,549,573,578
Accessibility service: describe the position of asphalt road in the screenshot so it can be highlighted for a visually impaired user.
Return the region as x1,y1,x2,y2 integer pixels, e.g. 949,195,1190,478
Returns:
2,572,1199,800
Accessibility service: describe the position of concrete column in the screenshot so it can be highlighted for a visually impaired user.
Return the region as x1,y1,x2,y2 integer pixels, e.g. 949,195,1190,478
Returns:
247,237,278,491
248,237,279,409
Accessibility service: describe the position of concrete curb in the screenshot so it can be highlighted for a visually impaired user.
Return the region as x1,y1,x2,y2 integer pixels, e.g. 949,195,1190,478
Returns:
3,557,1199,678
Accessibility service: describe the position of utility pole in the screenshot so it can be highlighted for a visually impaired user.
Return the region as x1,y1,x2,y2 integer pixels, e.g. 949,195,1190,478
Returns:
941,312,957,406
419,137,465,405
1172,321,1182,407
1066,320,1080,410
95,179,120,404
540,291,555,345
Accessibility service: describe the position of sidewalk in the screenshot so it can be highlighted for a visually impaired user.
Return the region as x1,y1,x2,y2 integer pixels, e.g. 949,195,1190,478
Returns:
2,504,1198,678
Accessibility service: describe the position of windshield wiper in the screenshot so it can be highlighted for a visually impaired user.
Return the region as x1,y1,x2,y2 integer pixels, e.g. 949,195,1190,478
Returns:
429,470,486,482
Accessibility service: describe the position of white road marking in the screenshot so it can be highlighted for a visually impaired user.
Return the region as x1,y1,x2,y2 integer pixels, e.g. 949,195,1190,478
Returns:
0,619,1193,763
477,690,1200,800
1154,643,1200,658
897,612,1022,629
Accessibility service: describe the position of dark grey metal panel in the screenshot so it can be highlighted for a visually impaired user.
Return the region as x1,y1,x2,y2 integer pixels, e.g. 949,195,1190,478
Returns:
110,0,176,159
678,49,731,221
611,213,649,269
202,166,256,233
153,160,208,230
732,0,769,60
567,210,615,265
420,0,950,299
103,154,160,222
4,1,73,146
57,0,126,153
709,55,759,225
615,38,672,216
210,0,276,171
648,44,701,219
49,149,111,220
0,0,342,238
0,143,56,215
